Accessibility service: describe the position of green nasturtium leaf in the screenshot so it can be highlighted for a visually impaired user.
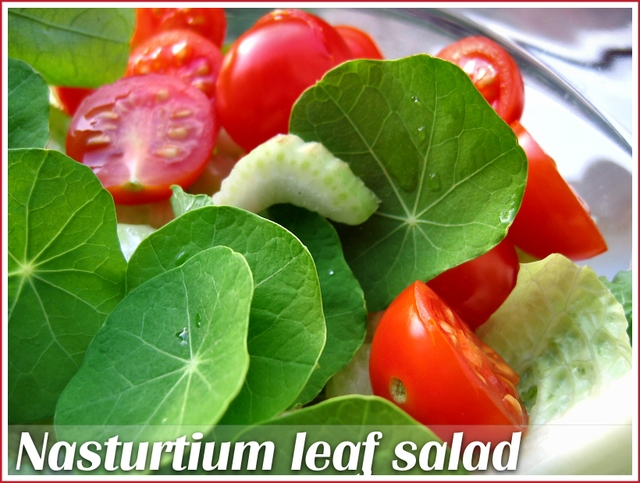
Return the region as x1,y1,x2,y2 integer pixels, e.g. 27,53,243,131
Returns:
126,206,326,425
231,395,465,476
55,247,254,444
8,58,50,149
290,55,527,311
478,254,633,425
8,149,127,423
267,204,367,405
8,8,134,87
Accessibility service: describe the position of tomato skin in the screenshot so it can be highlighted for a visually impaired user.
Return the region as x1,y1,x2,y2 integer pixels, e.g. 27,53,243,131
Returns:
132,8,227,48
437,36,524,125
508,122,607,261
66,74,217,205
427,238,519,330
127,29,223,100
216,9,353,153
335,25,383,60
53,86,95,117
369,281,528,445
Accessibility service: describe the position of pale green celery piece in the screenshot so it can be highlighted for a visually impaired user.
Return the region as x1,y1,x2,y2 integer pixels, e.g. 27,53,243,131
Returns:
477,254,632,426
211,134,380,225
116,224,156,261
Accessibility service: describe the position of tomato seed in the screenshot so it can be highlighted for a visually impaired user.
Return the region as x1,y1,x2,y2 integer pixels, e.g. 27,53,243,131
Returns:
156,146,181,158
168,126,189,139
86,134,111,146
156,89,170,102
171,108,193,118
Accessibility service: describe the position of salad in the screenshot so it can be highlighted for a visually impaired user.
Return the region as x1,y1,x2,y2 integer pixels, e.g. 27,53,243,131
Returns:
5,6,635,477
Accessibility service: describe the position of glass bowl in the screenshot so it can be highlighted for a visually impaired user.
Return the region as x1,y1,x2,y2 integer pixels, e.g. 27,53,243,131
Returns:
226,6,633,278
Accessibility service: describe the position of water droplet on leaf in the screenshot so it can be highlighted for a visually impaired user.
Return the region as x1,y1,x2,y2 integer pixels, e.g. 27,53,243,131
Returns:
427,172,441,191
195,313,202,328
175,251,188,265
176,327,189,346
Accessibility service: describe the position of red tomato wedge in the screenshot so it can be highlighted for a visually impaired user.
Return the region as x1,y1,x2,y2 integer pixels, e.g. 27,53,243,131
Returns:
127,29,223,100
369,281,528,446
427,238,520,330
66,74,217,205
132,8,227,48
335,25,384,60
216,9,352,152
437,36,524,125
508,121,608,261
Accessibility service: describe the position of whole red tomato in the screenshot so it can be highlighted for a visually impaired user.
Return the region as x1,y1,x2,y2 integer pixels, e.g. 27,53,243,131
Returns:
66,75,217,205
335,25,384,60
127,29,223,100
132,8,227,48
437,36,524,125
53,86,95,117
216,9,353,152
369,281,528,446
427,238,519,330
507,122,607,260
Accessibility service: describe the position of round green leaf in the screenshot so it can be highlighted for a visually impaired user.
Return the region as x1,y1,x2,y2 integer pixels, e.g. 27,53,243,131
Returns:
126,206,326,425
8,58,50,149
8,149,126,423
290,55,527,311
267,204,367,405
8,8,134,87
55,247,254,445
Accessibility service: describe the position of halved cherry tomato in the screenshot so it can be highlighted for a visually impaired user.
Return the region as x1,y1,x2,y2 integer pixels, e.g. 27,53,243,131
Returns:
127,29,223,100
66,74,217,205
131,8,227,48
216,9,353,152
53,86,95,117
437,36,524,125
335,25,384,60
508,122,607,261
369,281,528,446
427,238,519,330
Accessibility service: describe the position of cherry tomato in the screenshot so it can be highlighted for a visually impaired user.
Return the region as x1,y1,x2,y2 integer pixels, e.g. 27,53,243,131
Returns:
53,86,94,117
335,25,383,60
507,122,607,261
66,74,217,205
427,238,519,330
369,281,528,446
216,9,353,152
127,29,223,100
437,36,524,125
131,8,227,48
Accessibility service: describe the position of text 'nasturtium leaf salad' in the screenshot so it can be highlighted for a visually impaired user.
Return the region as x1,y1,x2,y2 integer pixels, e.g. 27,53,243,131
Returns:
5,6,634,477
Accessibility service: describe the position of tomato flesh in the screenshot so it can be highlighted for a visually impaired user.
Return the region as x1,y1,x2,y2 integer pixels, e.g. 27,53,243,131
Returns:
127,29,223,100
335,25,384,60
66,74,217,205
427,238,519,330
132,8,227,48
369,281,528,445
437,36,524,125
216,9,353,152
508,122,607,260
